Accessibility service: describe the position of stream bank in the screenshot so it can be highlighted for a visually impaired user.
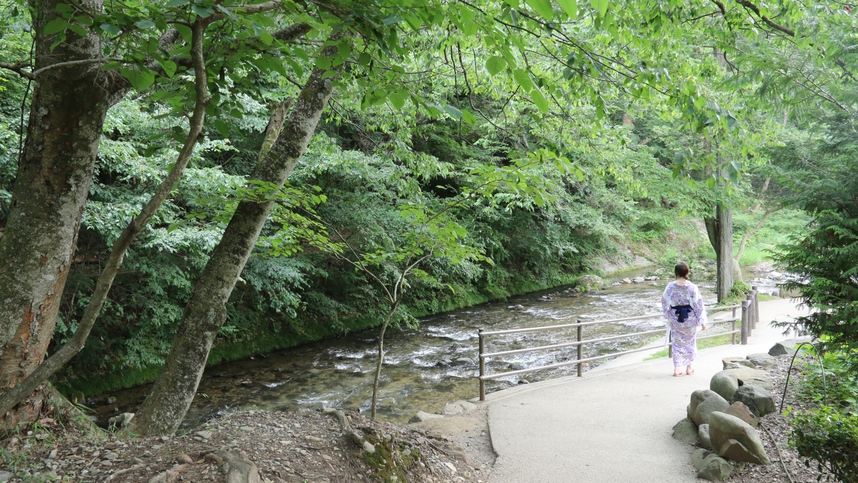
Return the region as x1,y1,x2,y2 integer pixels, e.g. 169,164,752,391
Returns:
86,262,705,428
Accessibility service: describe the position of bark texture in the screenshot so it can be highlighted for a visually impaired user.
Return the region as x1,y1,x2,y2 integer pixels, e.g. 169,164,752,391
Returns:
0,0,116,427
705,204,734,302
131,41,340,436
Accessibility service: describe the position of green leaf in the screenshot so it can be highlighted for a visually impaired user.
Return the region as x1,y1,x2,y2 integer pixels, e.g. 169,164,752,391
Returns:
525,0,554,20
531,88,549,113
382,15,402,26
590,0,609,17
512,69,535,91
135,20,156,30
337,41,351,58
557,0,578,17
358,52,372,66
100,23,122,36
389,90,408,110
214,119,230,137
68,24,87,38
175,24,192,43
191,5,215,18
159,59,177,78
459,7,478,35
486,56,507,76
165,0,189,6
120,68,156,91
43,18,68,35
444,105,462,120
461,108,477,125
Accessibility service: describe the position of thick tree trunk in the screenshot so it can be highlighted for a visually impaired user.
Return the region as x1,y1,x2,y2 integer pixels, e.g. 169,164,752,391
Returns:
0,20,211,419
131,41,340,436
705,204,734,302
0,0,113,428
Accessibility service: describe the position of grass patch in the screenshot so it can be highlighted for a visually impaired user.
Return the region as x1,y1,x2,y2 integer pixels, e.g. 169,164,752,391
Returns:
645,331,740,360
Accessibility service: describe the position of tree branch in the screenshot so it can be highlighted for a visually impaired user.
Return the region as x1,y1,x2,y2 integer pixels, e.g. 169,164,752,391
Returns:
711,0,727,16
735,0,796,37
0,62,34,80
31,58,124,78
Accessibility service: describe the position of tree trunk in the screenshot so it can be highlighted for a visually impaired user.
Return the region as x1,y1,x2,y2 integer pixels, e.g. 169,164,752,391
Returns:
0,20,211,419
130,40,340,436
0,0,114,429
371,303,398,421
704,203,734,301
715,204,733,301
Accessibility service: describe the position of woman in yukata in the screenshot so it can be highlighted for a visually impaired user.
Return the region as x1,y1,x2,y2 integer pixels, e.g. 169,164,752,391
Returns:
661,262,707,377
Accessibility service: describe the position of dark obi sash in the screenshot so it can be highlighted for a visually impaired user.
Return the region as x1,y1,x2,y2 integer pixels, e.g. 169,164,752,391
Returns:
672,305,693,323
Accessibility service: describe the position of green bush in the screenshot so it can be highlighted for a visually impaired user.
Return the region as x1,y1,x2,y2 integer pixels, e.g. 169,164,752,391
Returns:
790,405,858,482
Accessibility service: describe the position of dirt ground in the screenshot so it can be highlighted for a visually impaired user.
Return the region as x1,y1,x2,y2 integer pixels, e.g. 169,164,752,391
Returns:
0,399,494,482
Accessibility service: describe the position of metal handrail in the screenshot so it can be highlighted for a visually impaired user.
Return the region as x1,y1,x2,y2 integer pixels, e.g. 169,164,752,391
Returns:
477,287,759,400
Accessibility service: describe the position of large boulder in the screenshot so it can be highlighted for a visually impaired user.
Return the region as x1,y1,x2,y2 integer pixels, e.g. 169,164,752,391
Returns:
442,400,477,416
732,385,776,418
409,411,443,423
723,402,759,428
723,367,773,391
689,390,730,426
672,419,699,445
576,274,604,293
746,353,778,369
692,449,735,482
768,337,813,357
698,424,712,451
709,411,770,465
722,357,754,370
710,371,740,401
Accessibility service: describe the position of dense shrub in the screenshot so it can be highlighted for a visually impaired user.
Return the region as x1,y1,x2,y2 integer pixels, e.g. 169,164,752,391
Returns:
790,406,858,482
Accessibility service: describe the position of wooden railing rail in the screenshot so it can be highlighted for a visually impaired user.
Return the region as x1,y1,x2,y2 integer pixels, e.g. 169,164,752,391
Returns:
478,288,759,401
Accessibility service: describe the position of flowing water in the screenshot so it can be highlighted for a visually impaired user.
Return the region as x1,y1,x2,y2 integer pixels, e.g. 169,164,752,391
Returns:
91,267,778,428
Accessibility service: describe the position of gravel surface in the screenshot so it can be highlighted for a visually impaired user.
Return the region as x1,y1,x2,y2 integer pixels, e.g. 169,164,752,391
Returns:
725,354,834,483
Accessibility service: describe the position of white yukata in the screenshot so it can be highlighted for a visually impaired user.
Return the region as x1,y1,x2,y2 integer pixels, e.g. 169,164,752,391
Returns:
661,280,707,367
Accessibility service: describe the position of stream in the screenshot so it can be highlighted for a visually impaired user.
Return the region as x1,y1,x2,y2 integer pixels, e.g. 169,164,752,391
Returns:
91,267,779,428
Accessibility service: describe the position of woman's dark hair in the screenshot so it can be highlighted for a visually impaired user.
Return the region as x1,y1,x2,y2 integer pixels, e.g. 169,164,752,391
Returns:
675,262,690,279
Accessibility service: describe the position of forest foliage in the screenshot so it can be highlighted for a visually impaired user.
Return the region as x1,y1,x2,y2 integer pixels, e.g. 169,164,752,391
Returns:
2,0,858,472
0,0,847,412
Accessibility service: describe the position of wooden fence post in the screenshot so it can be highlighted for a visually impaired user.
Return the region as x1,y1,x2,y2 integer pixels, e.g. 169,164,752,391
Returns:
577,321,584,377
479,329,485,401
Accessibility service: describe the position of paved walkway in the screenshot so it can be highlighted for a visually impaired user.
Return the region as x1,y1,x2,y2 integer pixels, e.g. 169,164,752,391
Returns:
484,298,810,483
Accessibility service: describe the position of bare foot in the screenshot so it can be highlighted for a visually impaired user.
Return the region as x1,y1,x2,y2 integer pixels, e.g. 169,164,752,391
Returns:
686,367,695,375
673,371,684,377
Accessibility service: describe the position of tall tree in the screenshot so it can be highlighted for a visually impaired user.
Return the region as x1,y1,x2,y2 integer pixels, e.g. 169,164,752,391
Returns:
130,31,344,435
0,0,315,429
0,0,128,427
